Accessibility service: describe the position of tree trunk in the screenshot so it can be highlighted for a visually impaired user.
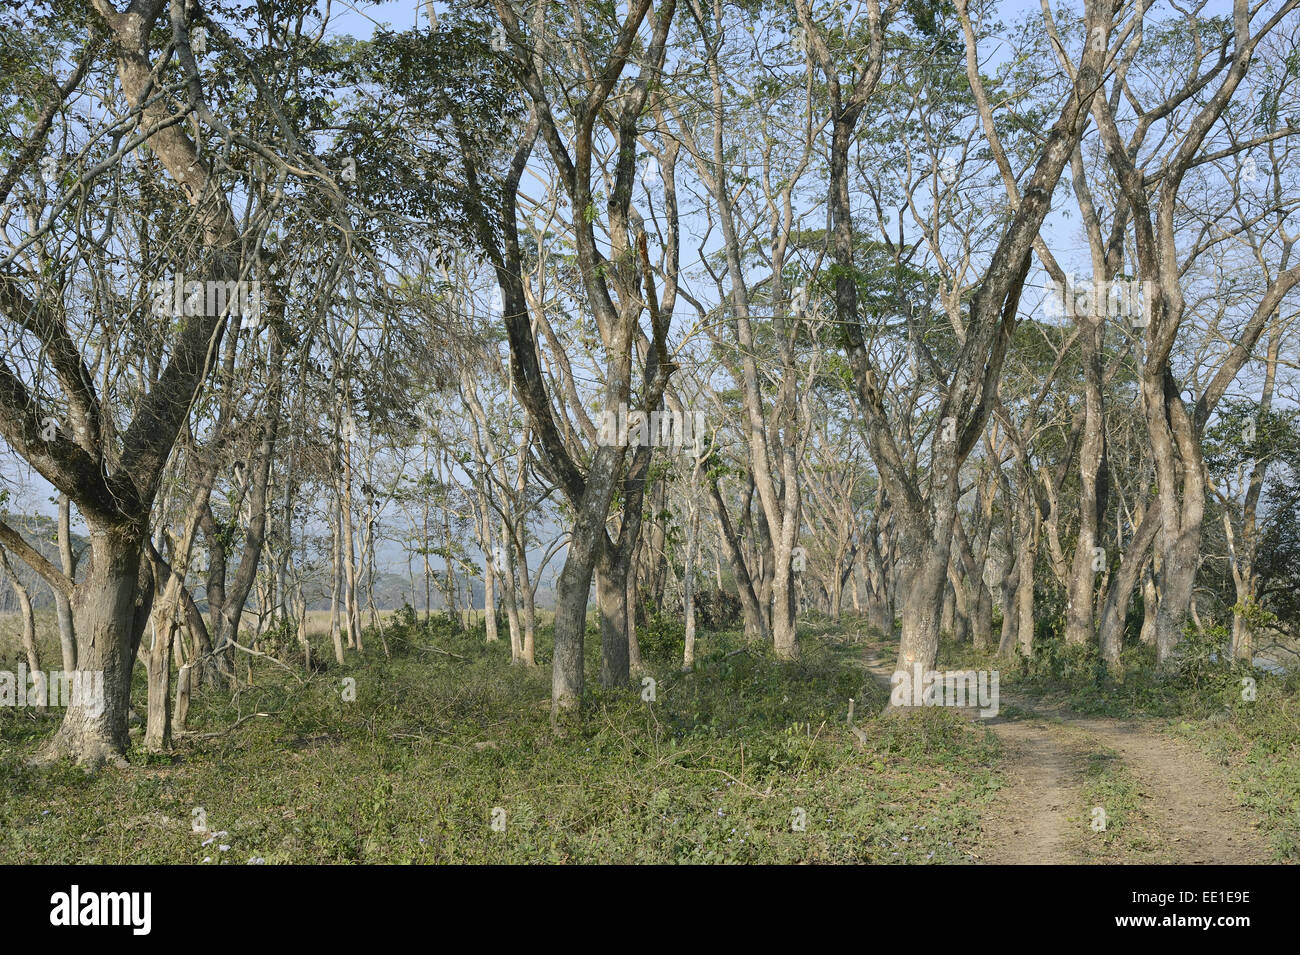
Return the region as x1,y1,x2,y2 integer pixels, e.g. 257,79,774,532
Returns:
500,519,522,661
480,498,498,644
143,612,172,752
896,546,949,677
709,478,768,644
973,578,992,652
1140,568,1158,647
41,524,152,767
173,662,192,734
941,578,956,636
550,549,595,713
1065,312,1106,647
0,549,42,708
771,544,798,660
1229,325,1281,660
1015,547,1035,658
341,447,361,650
682,500,699,670
1096,503,1160,664
627,543,642,674
551,448,625,711
55,494,77,672
997,554,1019,657
1230,586,1254,661
519,557,537,667
329,497,345,665
596,551,629,688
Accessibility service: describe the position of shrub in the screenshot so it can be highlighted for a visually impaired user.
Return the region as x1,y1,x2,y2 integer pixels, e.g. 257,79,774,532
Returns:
695,587,742,631
639,612,686,664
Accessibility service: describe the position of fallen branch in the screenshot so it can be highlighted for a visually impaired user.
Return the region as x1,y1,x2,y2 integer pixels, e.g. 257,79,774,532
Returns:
414,644,468,660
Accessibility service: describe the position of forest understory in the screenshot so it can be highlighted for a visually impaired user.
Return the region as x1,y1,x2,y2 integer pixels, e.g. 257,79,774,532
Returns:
1,611,1292,865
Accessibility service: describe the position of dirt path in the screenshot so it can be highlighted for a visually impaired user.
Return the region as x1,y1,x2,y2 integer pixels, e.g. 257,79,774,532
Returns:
860,645,1271,864
976,718,1094,863
1060,713,1269,863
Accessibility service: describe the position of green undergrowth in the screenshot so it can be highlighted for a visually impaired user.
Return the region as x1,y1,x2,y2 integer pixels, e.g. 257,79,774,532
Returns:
0,615,1002,863
1077,749,1156,861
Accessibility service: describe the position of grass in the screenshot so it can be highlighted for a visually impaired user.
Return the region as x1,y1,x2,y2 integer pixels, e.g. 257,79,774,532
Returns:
0,611,1003,864
1077,748,1156,862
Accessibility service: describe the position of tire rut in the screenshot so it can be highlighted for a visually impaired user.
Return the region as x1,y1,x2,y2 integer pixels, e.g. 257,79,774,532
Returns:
858,644,1271,864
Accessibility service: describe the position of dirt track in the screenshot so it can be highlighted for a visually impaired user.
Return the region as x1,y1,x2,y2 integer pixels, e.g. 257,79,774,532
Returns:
861,645,1271,864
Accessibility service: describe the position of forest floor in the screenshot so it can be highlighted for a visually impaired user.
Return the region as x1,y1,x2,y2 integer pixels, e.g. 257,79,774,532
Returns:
0,613,1295,863
860,641,1277,864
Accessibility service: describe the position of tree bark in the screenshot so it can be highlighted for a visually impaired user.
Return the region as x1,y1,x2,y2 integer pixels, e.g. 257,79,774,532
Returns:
0,548,42,708
55,494,77,671
40,522,153,766
596,549,629,688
